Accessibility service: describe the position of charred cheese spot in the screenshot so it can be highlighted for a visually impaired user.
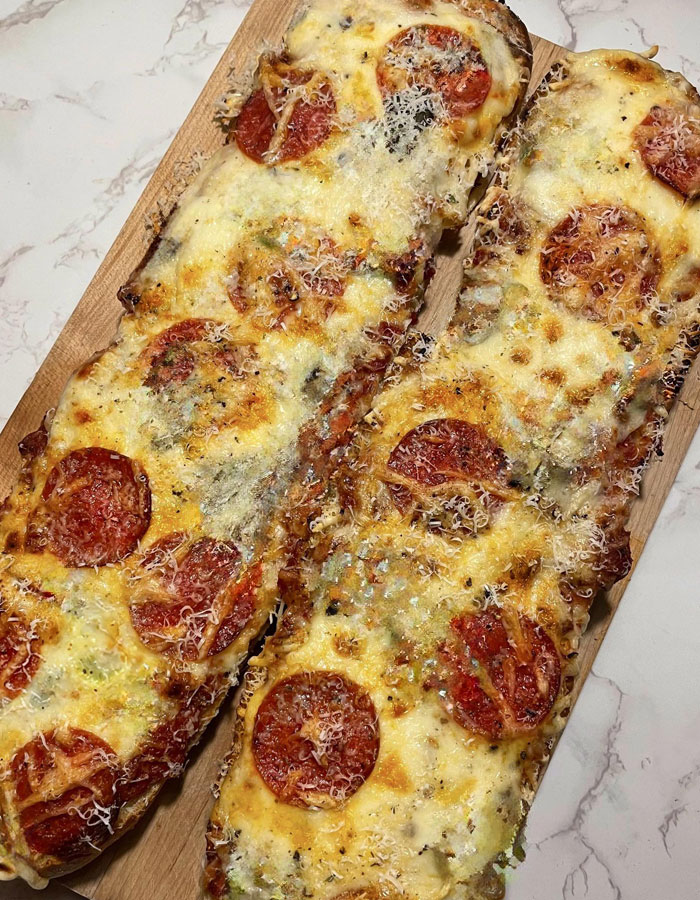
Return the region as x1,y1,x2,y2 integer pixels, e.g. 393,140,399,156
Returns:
384,238,430,296
510,346,531,365
73,409,92,425
129,279,173,315
470,189,531,269
331,890,393,900
543,317,564,343
539,367,565,386
604,54,662,83
333,633,363,658
506,554,542,587
565,385,596,408
3,532,20,553
75,359,99,381
227,226,353,332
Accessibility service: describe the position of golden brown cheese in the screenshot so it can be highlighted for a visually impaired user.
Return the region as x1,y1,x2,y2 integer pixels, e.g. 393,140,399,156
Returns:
0,0,528,885
206,49,700,900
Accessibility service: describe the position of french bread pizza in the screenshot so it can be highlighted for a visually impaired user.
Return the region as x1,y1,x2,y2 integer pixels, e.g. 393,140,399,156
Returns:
0,0,531,886
205,49,700,900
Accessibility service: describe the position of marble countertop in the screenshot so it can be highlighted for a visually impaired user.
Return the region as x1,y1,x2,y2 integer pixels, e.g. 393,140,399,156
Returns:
1,1,699,898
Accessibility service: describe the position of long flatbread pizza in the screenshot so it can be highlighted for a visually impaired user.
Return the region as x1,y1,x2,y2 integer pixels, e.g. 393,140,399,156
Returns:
0,0,531,886
205,48,700,900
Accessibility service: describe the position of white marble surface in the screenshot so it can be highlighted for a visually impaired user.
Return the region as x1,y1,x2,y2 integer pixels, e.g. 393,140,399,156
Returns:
1,1,699,898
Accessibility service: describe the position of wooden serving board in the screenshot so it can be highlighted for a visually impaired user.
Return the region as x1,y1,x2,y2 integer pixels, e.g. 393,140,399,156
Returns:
0,3,695,898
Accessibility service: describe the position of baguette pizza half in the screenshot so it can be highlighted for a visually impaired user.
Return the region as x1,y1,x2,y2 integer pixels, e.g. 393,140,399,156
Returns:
205,47,700,900
0,0,530,885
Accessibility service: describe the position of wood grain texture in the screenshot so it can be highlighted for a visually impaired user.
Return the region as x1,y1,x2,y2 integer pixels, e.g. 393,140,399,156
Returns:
0,4,689,898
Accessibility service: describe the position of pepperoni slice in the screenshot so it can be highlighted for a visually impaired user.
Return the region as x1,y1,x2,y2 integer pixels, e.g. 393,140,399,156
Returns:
377,25,491,120
267,234,348,323
128,535,260,661
252,671,379,808
236,59,336,164
209,565,262,656
385,419,511,530
143,318,209,390
437,610,561,740
143,318,255,392
387,419,509,488
25,448,151,568
9,728,118,861
0,611,47,700
540,205,661,325
634,103,700,199
230,228,350,329
235,89,275,162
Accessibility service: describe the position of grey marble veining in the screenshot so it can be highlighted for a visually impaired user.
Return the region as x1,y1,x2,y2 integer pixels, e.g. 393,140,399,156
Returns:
1,1,699,898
